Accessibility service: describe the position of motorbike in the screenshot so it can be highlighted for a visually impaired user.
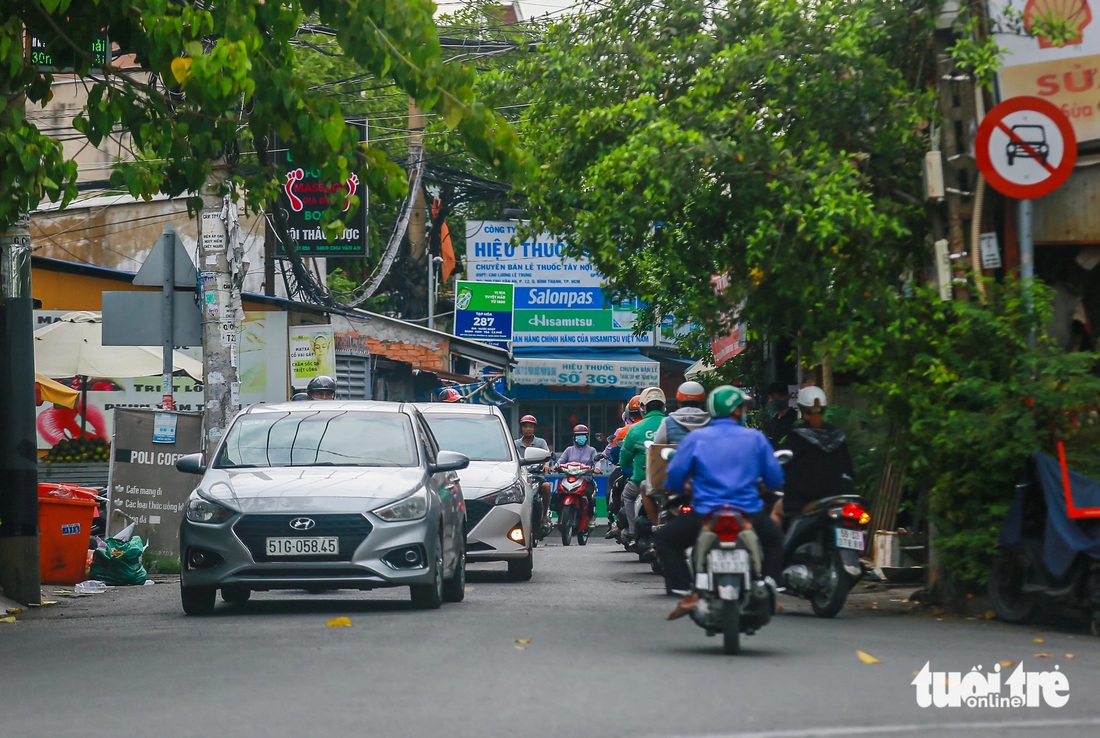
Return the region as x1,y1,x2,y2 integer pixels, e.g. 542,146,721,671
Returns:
988,452,1100,635
659,446,784,654
778,492,871,618
685,508,777,655
554,456,603,546
521,447,555,547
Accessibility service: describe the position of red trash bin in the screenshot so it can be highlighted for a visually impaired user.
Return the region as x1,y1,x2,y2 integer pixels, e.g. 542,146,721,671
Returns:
38,484,99,585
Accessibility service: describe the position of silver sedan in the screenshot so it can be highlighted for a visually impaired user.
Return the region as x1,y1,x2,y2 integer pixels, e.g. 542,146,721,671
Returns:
175,401,468,615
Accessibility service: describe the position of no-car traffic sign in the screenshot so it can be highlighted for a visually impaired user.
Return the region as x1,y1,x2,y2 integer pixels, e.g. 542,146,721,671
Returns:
975,96,1077,200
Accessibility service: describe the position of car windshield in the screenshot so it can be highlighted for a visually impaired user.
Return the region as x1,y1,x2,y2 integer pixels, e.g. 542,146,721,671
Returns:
214,411,418,468
424,414,512,462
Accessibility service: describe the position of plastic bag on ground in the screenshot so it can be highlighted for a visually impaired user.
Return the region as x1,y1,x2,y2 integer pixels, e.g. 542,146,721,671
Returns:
75,580,107,594
88,536,148,586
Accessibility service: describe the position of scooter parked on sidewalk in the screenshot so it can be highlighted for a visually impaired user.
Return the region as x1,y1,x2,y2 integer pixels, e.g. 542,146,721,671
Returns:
989,451,1100,635
554,456,603,546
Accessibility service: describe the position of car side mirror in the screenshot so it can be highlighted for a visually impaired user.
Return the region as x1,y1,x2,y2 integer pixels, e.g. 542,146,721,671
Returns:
774,449,794,465
431,450,470,474
521,447,551,466
176,452,206,475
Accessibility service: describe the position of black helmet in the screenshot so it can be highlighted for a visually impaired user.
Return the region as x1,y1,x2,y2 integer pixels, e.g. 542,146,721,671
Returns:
307,375,337,399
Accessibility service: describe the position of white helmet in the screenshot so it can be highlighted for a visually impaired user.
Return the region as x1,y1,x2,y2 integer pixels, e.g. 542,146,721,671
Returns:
796,386,827,409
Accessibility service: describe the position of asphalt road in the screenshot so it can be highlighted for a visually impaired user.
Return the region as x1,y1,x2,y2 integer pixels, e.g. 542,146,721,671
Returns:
4,531,1100,738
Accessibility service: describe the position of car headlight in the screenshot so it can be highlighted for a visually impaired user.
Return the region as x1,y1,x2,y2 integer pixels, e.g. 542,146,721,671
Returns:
185,496,235,524
484,483,526,506
374,487,429,521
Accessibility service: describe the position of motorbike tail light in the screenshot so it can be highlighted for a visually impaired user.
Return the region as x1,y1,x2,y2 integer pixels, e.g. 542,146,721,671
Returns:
679,505,692,515
842,503,871,526
713,513,742,543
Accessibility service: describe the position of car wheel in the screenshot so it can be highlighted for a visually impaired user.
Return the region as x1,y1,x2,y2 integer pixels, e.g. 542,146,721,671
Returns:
507,551,534,582
411,542,444,610
443,536,466,603
221,585,251,604
181,584,216,616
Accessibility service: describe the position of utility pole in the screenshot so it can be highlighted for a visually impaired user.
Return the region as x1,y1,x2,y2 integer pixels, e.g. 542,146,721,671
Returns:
0,30,40,605
198,167,243,453
408,99,428,317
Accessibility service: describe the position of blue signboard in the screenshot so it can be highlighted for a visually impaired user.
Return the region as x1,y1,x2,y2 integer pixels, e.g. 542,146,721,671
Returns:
453,281,514,349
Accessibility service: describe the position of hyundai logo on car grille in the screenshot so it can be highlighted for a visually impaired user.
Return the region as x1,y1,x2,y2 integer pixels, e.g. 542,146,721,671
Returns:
289,517,316,531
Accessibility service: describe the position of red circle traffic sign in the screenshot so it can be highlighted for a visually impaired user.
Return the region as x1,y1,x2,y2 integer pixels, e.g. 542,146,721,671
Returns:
975,96,1078,200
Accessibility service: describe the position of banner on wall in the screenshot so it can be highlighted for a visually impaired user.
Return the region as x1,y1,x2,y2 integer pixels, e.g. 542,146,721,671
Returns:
289,324,336,390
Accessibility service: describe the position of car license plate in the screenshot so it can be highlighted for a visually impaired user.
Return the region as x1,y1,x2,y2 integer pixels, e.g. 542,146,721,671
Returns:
708,548,750,574
835,528,865,550
265,537,339,556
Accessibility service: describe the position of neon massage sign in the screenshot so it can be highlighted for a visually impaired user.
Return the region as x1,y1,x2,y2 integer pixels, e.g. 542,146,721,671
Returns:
274,122,368,257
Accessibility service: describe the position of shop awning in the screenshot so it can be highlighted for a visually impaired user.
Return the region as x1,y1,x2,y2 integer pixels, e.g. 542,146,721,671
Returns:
511,349,660,388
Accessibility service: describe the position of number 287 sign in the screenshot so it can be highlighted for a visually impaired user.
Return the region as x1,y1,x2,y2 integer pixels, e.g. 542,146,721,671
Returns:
975,96,1078,200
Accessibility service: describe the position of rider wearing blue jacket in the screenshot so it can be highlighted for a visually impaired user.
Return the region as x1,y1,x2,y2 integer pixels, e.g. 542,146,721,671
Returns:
657,385,786,615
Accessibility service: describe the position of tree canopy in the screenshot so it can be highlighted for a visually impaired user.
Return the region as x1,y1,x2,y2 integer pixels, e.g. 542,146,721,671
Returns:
510,0,936,347
3,0,529,234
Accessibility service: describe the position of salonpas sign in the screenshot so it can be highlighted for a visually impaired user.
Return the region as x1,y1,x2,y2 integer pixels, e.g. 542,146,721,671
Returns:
465,221,653,347
512,357,660,388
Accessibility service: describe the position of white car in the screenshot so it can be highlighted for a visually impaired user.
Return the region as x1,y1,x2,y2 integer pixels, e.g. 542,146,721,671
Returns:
417,403,549,581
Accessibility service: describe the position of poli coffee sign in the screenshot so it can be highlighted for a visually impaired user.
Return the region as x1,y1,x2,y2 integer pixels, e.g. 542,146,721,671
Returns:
274,121,368,256
990,0,1100,144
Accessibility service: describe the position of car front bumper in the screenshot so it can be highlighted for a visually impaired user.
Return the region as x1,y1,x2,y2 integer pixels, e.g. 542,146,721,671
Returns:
464,498,530,561
180,512,440,591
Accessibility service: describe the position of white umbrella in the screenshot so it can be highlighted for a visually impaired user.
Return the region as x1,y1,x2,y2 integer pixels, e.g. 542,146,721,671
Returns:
33,311,203,380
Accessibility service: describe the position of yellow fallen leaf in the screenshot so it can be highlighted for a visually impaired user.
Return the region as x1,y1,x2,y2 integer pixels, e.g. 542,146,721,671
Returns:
40,600,57,606
1033,638,1045,643
999,661,1016,668
1064,654,1075,659
1033,653,1053,658
6,607,23,615
514,645,525,651
325,617,352,627
514,638,532,644
856,650,880,664
0,616,15,623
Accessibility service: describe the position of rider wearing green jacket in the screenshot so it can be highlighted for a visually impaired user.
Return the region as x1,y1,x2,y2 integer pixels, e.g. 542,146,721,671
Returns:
618,386,667,543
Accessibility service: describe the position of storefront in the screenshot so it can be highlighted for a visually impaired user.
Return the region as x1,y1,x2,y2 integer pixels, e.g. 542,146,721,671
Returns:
507,350,661,452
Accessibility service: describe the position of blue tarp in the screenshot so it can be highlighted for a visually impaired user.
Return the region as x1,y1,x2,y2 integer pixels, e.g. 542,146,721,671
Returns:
999,452,1100,577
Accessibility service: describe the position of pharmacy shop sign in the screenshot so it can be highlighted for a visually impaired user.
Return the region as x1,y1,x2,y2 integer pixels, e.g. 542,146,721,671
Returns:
512,357,660,388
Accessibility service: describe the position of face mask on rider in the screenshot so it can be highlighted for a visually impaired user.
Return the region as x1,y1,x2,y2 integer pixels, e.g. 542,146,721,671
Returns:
767,398,788,414
575,435,588,446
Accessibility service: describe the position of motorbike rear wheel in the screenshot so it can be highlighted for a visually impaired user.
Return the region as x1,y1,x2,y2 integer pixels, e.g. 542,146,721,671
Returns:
560,506,575,546
988,551,1039,624
721,600,741,655
810,551,850,619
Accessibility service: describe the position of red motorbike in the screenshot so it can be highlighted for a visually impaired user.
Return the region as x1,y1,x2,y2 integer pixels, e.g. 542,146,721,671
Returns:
555,458,602,546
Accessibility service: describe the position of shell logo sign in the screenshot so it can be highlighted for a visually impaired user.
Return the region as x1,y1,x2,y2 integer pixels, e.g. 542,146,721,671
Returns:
1023,0,1092,48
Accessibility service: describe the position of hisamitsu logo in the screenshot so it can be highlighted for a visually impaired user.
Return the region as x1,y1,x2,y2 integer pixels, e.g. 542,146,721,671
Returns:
912,661,1069,708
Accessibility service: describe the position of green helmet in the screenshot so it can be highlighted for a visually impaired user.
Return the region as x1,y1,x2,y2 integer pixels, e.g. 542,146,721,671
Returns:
706,385,745,418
